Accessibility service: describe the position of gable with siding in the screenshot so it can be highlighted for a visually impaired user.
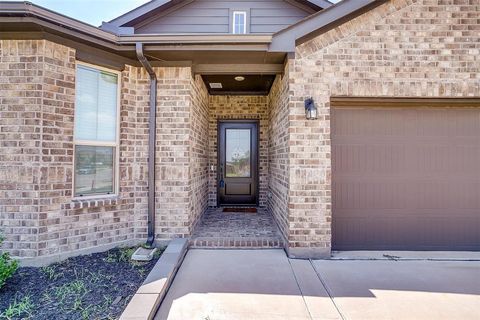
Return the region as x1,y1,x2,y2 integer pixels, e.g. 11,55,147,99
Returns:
134,0,314,34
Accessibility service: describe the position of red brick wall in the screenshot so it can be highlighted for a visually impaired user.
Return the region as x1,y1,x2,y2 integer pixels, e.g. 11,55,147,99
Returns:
0,41,140,259
267,68,292,244
38,49,139,257
0,40,212,262
288,0,480,257
189,75,210,232
0,40,45,258
2,0,478,261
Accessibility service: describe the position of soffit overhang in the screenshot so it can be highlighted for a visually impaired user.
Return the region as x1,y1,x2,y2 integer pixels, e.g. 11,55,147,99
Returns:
0,2,283,71
0,1,387,71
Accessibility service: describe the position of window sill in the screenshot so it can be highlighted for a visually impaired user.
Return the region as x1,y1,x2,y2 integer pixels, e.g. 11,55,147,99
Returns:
63,195,119,210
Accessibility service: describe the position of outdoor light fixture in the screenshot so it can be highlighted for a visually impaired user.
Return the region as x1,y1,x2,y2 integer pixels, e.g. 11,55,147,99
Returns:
304,97,317,120
234,76,245,82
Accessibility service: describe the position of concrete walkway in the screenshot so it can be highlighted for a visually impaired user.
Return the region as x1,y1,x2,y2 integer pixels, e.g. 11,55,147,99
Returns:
155,249,480,320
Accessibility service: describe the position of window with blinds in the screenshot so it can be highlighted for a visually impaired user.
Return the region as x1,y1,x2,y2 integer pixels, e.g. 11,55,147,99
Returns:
73,63,119,197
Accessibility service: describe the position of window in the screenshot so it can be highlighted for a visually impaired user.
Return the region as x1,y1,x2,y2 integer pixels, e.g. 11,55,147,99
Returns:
232,11,247,34
73,63,120,198
225,129,251,178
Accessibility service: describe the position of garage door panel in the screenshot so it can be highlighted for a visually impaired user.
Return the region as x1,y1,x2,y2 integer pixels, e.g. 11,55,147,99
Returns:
334,181,410,210
334,179,480,210
332,106,480,251
333,215,480,250
334,144,407,174
458,182,480,209
334,142,479,176
455,108,480,138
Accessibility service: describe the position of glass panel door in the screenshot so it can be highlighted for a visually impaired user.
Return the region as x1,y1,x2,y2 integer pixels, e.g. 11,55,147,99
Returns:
225,129,251,178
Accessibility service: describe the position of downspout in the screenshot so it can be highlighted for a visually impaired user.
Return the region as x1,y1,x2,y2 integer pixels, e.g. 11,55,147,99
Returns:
136,43,157,248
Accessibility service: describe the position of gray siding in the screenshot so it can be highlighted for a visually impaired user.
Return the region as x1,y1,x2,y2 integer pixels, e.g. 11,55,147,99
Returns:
135,0,312,34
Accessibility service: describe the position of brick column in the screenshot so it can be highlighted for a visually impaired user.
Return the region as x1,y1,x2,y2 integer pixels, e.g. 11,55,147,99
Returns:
288,58,332,259
0,40,45,258
267,59,332,259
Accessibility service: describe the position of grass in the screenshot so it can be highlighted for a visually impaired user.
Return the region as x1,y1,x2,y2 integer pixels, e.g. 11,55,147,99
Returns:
54,280,88,308
41,282,114,320
44,268,118,319
50,269,117,317
40,265,63,281
0,296,34,320
78,295,115,320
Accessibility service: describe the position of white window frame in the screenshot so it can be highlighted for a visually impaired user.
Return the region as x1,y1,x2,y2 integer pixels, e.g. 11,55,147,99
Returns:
232,11,247,34
72,61,121,200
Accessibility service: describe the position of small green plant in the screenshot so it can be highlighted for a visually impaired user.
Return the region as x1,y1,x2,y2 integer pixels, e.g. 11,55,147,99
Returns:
40,292,52,304
0,296,34,320
0,233,18,289
78,294,114,320
103,251,118,263
103,247,137,264
86,270,112,284
137,267,147,277
54,279,88,309
118,247,136,262
153,247,165,259
41,265,62,281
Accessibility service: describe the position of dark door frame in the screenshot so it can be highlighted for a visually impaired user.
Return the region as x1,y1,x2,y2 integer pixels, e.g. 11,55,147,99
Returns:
217,119,260,207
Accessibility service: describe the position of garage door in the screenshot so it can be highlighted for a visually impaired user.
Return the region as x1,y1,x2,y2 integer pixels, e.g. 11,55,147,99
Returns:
332,98,480,251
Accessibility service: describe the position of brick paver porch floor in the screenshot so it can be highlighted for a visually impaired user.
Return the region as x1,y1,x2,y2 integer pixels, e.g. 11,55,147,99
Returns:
190,207,285,249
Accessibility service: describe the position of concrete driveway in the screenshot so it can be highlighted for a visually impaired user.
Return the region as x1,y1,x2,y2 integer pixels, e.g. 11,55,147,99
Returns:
155,249,480,320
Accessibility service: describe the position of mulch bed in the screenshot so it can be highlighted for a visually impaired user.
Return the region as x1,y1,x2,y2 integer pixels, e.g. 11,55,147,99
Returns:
0,247,162,320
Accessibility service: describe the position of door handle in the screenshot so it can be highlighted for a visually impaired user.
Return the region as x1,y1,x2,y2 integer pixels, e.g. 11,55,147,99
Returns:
219,164,225,188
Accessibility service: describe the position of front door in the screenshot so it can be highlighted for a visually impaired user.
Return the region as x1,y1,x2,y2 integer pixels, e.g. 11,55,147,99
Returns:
218,121,258,205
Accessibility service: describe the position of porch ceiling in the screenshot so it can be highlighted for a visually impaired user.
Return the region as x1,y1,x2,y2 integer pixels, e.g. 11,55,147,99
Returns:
202,74,276,96
141,49,286,66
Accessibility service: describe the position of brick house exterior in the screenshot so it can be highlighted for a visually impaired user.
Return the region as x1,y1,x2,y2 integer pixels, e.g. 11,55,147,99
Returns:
0,0,479,264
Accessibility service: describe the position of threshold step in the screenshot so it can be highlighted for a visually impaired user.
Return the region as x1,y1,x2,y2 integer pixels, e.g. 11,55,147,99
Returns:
189,237,284,249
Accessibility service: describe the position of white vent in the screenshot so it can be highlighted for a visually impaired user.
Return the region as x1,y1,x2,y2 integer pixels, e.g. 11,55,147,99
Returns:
209,82,222,89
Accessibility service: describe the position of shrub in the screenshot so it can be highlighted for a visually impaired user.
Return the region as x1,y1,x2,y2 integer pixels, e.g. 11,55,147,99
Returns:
0,233,18,289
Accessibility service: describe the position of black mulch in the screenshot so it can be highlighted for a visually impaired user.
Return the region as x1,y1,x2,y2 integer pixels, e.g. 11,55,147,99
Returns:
0,247,162,320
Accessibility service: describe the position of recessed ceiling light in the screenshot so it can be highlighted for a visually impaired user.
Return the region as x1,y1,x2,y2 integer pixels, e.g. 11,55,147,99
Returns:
234,76,245,82
209,82,222,89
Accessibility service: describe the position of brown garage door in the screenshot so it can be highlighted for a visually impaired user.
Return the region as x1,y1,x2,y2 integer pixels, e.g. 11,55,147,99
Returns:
332,98,480,251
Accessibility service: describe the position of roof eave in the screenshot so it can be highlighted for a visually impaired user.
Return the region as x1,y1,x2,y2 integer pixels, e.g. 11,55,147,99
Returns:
0,1,119,42
0,2,272,49
108,0,172,27
118,34,272,45
1,0,390,56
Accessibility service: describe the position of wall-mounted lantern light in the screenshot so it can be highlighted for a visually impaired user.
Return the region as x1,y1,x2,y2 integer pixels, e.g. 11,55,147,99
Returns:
304,97,317,120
